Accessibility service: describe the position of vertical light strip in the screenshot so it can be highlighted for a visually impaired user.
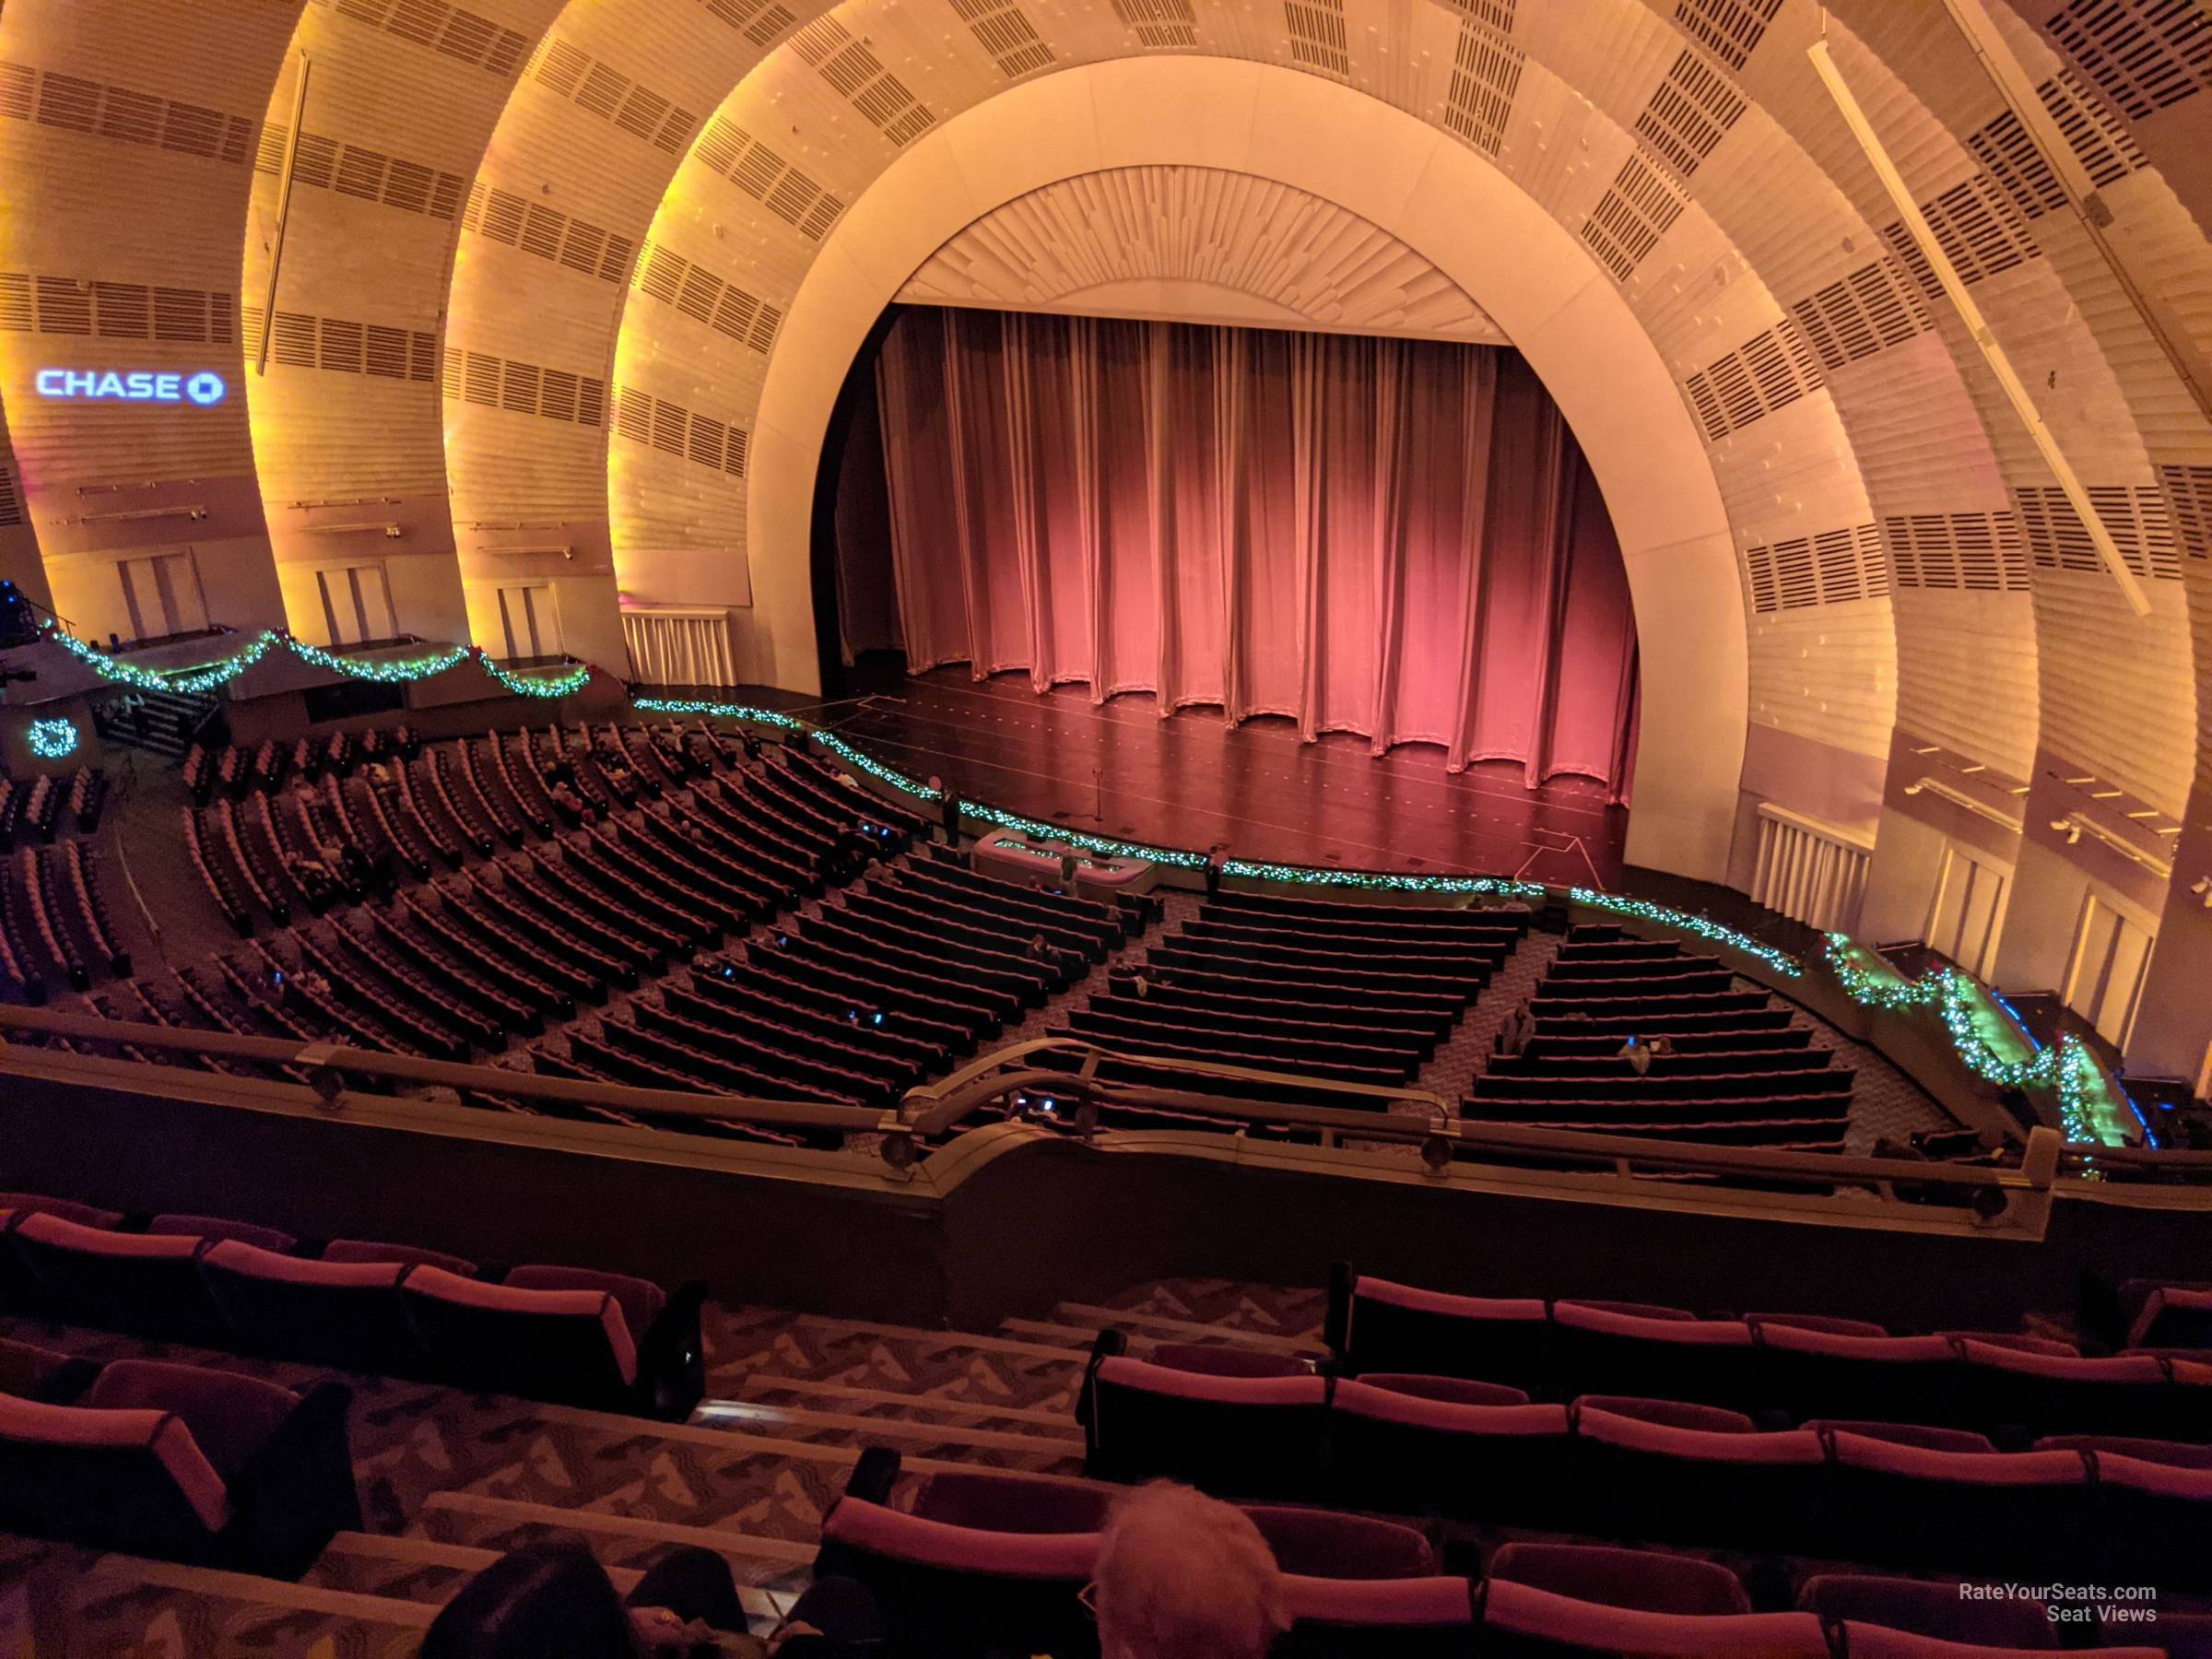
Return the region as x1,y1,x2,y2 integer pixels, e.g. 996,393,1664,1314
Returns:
256,52,314,377
1807,35,2152,618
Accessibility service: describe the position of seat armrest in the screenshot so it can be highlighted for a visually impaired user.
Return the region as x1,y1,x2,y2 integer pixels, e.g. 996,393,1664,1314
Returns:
634,1279,708,1422
228,1381,362,1579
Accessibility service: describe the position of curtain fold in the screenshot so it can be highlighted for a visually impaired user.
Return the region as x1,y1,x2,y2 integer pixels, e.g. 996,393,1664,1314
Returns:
872,306,1638,793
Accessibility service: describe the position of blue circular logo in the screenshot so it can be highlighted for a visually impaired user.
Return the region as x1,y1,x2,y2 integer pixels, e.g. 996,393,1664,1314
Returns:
185,372,227,406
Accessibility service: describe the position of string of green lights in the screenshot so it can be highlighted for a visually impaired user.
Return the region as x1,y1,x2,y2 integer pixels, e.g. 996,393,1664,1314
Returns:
43,624,592,700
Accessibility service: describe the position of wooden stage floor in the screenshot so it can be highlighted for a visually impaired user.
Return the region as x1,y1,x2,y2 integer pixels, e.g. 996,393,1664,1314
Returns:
798,669,1629,888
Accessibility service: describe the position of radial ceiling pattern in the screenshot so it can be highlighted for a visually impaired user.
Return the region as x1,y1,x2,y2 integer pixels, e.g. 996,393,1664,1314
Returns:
2,0,2210,1071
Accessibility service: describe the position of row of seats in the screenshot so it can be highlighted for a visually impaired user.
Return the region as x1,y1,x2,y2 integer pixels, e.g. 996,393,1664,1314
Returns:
0,767,100,850
1326,1269,2211,1441
1077,1339,2211,1589
1472,925,1854,1152
818,1448,2181,1657
0,1193,703,1418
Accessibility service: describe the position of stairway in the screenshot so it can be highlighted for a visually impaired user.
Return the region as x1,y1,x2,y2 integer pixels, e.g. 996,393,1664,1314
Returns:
90,687,220,759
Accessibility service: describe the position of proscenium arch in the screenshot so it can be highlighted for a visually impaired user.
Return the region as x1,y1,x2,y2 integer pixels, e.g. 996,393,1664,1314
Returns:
741,56,1750,883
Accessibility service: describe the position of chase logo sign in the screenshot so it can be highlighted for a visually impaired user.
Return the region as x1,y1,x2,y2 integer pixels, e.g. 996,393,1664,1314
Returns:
36,369,228,406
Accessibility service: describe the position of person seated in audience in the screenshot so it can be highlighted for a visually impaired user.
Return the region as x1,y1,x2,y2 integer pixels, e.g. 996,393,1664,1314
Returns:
1092,1482,1287,1659
367,759,394,790
1619,1033,1653,1077
1499,1001,1535,1056
1133,971,1151,1000
550,782,593,826
1027,932,1053,965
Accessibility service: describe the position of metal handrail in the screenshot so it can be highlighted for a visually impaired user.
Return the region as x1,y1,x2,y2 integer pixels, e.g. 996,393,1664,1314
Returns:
0,1005,886,1134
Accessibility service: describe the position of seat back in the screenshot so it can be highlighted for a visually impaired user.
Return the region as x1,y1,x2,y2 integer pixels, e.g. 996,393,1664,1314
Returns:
1570,1406,1826,1547
0,1391,229,1560
1475,1578,1829,1656
908,1468,1116,1535
2128,1286,2212,1352
1147,1341,1312,1379
1951,1342,2173,1439
8,1212,221,1341
200,1241,424,1374
1549,1305,1759,1410
1753,1324,1959,1424
1083,1355,1328,1500
1326,1382,1570,1523
1488,1542,1749,1617
1820,1433,2088,1577
1798,1573,2055,1650
1241,1506,1434,1580
2082,1451,2212,1593
400,1266,636,1403
1335,1274,1549,1390
816,1496,1098,1659
1275,1575,1477,1659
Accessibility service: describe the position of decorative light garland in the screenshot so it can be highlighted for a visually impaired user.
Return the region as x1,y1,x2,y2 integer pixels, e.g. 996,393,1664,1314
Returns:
26,717,79,759
43,623,591,700
631,696,803,731
958,800,1212,867
1571,887,1805,980
1822,935,2108,1148
811,731,942,799
1223,858,1544,900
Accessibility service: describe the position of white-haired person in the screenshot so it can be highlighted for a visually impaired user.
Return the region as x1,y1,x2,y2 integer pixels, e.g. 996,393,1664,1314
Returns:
1089,1482,1288,1659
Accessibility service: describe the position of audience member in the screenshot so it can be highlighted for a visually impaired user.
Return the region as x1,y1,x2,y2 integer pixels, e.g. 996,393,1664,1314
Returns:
1498,1002,1535,1056
1091,1482,1287,1659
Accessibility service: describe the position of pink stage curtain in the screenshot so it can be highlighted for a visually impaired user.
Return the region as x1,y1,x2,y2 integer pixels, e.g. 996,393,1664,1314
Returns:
875,306,1639,798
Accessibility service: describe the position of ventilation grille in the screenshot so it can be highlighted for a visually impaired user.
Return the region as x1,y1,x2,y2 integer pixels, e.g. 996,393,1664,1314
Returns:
0,453,22,529
1964,112,2068,222
2037,70,2149,188
313,0,531,78
1284,0,1350,78
2044,0,2210,119
948,0,1058,77
527,37,698,154
1439,0,1515,31
2158,464,2212,559
632,240,782,354
698,0,797,47
2014,484,2179,581
255,126,465,220
1671,0,1782,71
1744,524,1887,613
441,348,606,428
1443,22,1522,155
0,62,256,165
462,182,636,281
786,18,936,147
1884,511,2030,591
1682,318,1824,441
694,116,847,237
244,308,435,381
1580,149,1686,282
613,384,749,478
1786,255,1931,371
1111,0,1197,46
1633,50,1746,180
1878,176,2040,295
0,274,234,342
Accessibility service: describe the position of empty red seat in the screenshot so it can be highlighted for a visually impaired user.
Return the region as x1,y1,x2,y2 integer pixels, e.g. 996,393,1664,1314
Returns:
2127,1285,2212,1352
148,1214,299,1254
1799,1572,2055,1649
1328,1380,1570,1522
323,1238,480,1276
200,1241,424,1375
1949,1341,2175,1441
1327,1268,1550,1390
1806,1419,1994,1453
6,1212,222,1341
0,1192,123,1230
1080,1350,1329,1500
1576,1395,1755,1432
0,1359,358,1575
1753,1324,1959,1424
1748,1312,1888,1337
1819,1433,2088,1576
2079,1447,2212,1592
1147,1340,1313,1378
907,1467,1115,1535
1488,1541,1750,1616
1355,1372,1529,1406
1242,1505,1434,1579
1277,1574,1477,1658
1474,1577,1828,1655
1550,1305,1760,1410
0,1335,98,1404
1570,1404,1826,1547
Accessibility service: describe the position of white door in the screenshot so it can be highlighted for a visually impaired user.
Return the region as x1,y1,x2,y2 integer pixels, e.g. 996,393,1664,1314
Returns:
117,551,210,641
2063,895,2154,1051
315,563,397,647
496,583,558,661
1924,845,2007,980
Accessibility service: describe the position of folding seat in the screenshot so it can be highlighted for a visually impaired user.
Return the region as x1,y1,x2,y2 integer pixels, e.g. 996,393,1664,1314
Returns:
1325,1265,1551,1389
1079,1338,1330,1500
399,1264,706,1418
1805,1419,1994,1453
1947,1341,2176,1441
1548,1303,1760,1410
0,1359,359,1576
815,1490,1097,1659
1473,1578,1829,1656
2126,1285,2212,1353
199,1241,427,1374
1751,1324,1959,1425
1487,1542,1750,1616
1833,1629,2161,1658
6,1212,226,1341
1747,1312,1888,1337
147,1214,298,1253
0,1335,99,1403
907,1466,1118,1535
1146,1341,1314,1378
1276,1575,1479,1659
0,1192,123,1230
1568,1401,1827,1547
2071,1443,2212,1592
1798,1573,2056,1649
1352,1372,1529,1406
1818,1432,2088,1577
1242,1506,1435,1579
1327,1379,1571,1523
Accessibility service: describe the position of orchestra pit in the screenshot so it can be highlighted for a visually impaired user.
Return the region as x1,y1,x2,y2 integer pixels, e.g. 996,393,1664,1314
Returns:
3,0,2212,1652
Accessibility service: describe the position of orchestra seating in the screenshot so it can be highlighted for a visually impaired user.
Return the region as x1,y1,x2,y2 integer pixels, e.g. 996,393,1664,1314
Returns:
1466,924,1854,1151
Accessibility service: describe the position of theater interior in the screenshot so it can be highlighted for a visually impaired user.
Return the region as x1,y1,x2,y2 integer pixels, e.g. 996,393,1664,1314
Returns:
2,0,2211,1652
